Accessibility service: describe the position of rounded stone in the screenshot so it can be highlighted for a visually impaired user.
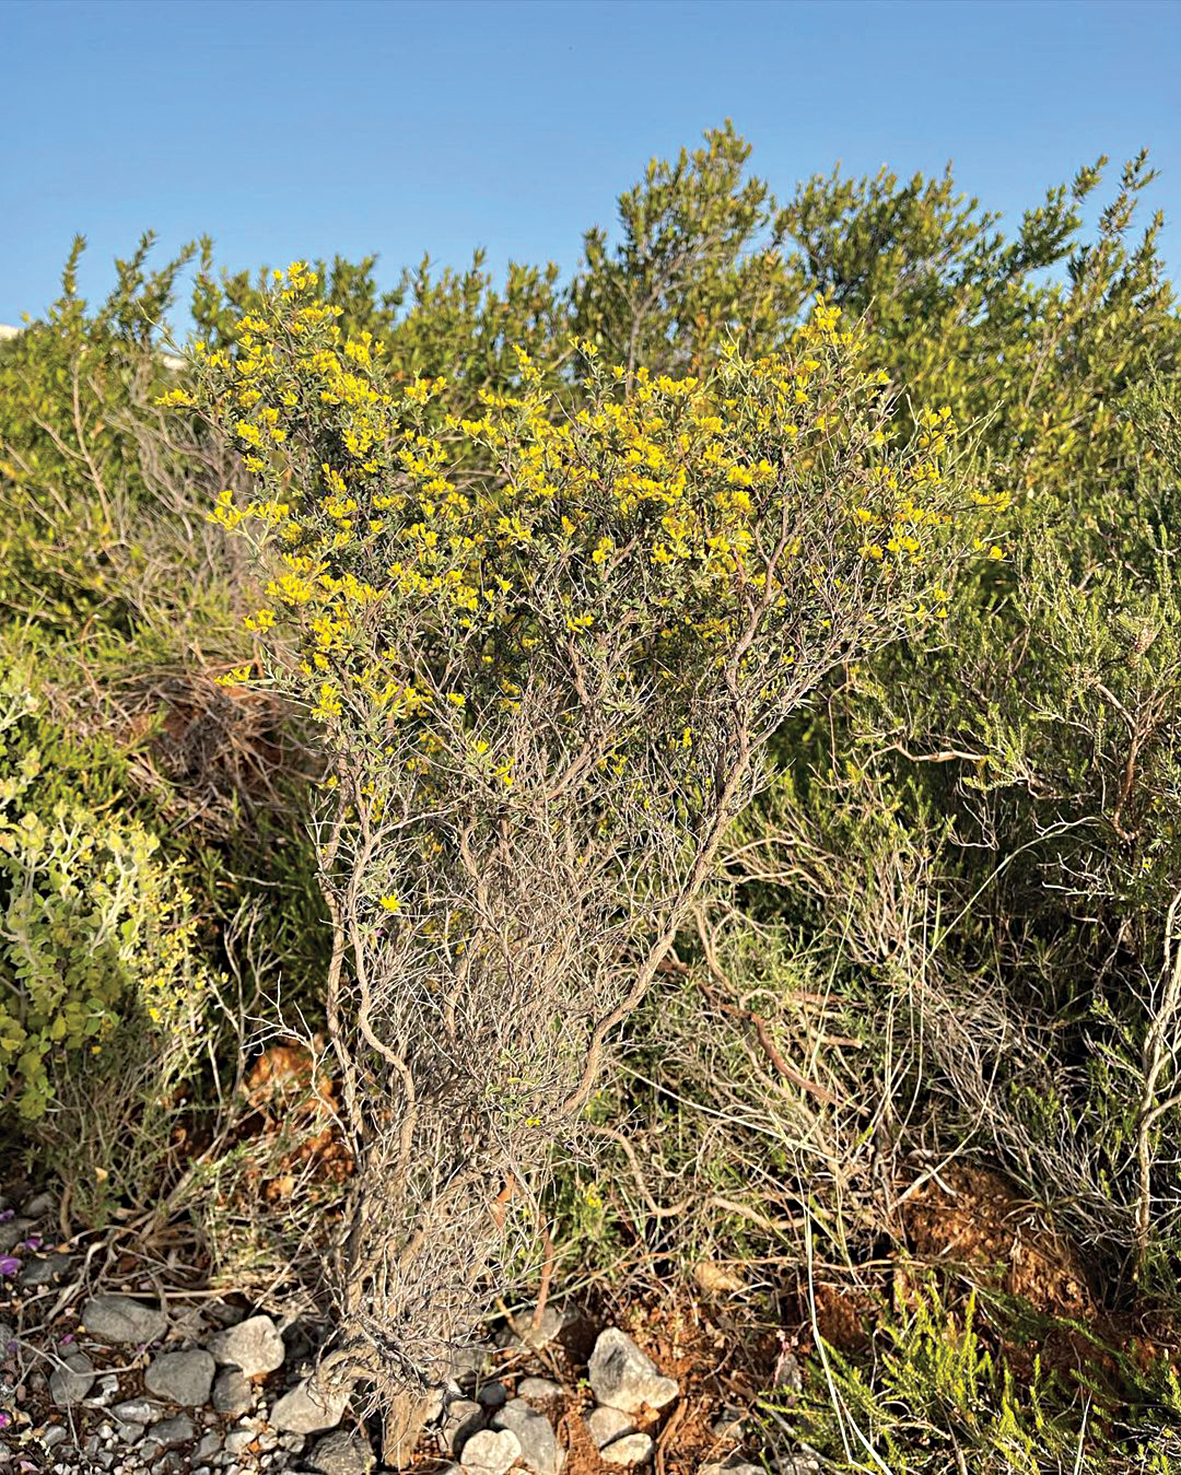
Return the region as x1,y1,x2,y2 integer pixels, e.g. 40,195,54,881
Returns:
494,1304,567,1352
212,1366,254,1416
269,1376,348,1434
587,1328,678,1413
601,1432,654,1465
145,1348,216,1406
585,1405,634,1449
460,1427,522,1474
309,1428,376,1474
517,1377,562,1403
49,1350,95,1406
149,1414,197,1449
111,1398,164,1423
207,1314,286,1377
81,1294,168,1345
491,1398,563,1475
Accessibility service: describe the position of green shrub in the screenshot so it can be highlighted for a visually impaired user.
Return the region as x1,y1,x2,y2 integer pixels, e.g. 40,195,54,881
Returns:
176,260,981,1450
775,1284,1181,1474
0,669,212,1125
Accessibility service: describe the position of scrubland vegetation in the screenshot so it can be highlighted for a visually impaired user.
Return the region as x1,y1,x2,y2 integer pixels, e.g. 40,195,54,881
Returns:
3,123,1181,1470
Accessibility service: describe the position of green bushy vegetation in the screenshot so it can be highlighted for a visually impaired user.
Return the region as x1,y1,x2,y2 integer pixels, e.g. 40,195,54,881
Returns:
3,122,1181,1470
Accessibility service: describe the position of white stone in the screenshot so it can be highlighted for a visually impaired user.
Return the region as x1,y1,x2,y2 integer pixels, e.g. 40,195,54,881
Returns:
587,1328,678,1413
600,1432,654,1465
111,1397,163,1424
460,1427,522,1474
269,1376,348,1434
585,1405,634,1449
207,1314,286,1377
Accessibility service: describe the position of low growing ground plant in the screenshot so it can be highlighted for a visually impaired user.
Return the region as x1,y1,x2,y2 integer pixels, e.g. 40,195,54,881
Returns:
0,669,215,1221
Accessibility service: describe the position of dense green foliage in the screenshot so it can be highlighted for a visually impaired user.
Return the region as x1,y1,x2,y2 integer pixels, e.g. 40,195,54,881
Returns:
3,122,1180,1469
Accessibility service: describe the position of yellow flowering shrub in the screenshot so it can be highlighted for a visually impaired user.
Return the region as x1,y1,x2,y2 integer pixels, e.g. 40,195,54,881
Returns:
178,263,975,1425
189,268,961,756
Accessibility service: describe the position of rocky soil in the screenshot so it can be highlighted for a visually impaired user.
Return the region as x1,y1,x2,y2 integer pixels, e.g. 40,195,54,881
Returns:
0,1185,816,1474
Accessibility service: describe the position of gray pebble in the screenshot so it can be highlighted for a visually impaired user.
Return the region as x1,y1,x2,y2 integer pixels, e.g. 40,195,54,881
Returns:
49,1350,95,1406
145,1347,216,1406
21,1253,71,1288
111,1398,160,1423
207,1314,285,1377
0,1218,33,1253
212,1366,254,1416
148,1413,196,1448
517,1377,562,1403
494,1305,567,1352
194,1432,222,1460
82,1294,168,1346
491,1398,563,1475
309,1427,375,1473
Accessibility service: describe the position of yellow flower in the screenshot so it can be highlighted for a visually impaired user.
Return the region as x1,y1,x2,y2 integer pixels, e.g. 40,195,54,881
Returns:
154,387,195,409
312,682,343,721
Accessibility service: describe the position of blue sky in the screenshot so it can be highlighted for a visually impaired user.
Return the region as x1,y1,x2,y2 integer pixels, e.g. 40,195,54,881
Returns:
3,0,1178,333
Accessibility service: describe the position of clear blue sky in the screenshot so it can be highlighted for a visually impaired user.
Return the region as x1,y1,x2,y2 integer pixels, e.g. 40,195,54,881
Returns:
3,0,1178,334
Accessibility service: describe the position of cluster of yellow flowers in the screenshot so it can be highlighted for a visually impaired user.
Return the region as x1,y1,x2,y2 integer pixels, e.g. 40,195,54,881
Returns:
174,265,964,776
